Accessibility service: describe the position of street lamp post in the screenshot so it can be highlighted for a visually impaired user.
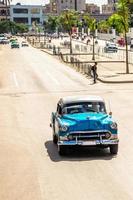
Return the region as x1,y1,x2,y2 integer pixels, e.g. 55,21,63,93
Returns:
92,32,95,60
92,22,98,60
113,0,116,12
74,0,77,11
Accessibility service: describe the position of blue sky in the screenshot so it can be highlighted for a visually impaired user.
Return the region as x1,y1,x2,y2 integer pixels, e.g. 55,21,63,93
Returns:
11,0,107,6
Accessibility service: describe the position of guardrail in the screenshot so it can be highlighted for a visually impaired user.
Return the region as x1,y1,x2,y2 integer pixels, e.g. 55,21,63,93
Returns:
27,37,133,65
59,53,125,78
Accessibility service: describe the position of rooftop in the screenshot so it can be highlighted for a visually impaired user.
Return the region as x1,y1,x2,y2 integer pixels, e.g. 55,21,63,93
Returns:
11,0,45,6
60,96,104,105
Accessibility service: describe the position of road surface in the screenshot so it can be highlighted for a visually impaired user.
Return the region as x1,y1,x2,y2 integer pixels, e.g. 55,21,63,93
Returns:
0,43,133,200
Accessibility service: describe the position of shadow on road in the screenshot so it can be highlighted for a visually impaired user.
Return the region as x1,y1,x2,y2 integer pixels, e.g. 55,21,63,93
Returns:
44,140,116,162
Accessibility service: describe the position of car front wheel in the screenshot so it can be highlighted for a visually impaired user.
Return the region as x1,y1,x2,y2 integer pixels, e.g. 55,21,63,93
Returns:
58,145,67,156
110,144,118,155
53,134,58,144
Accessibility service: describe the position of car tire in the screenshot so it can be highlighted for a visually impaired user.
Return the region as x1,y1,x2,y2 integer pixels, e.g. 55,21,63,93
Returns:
53,134,58,144
110,144,118,155
58,145,67,156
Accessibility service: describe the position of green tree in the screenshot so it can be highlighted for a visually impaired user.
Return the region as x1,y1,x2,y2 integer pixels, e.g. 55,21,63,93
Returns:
98,20,109,33
79,13,92,34
45,16,59,33
0,20,28,34
108,0,133,74
59,10,79,54
15,23,28,33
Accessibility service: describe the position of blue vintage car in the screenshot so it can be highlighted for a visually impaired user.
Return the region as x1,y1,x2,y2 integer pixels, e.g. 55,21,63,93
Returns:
50,96,119,156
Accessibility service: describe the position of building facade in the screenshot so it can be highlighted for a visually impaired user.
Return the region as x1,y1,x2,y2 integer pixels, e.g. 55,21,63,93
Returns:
108,0,118,4
90,13,111,22
50,0,85,14
102,4,114,14
10,4,44,26
0,1,10,20
86,3,100,14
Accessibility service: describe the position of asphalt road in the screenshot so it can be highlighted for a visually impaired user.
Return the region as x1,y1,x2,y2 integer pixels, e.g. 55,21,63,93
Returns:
0,43,133,200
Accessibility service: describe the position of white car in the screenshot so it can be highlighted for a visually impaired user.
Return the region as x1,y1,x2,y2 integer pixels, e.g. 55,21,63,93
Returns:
21,41,29,47
104,43,118,53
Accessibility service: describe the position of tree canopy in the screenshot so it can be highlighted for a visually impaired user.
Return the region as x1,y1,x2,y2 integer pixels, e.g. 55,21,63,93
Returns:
0,20,28,34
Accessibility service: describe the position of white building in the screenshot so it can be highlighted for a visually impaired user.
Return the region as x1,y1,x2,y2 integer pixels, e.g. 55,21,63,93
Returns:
50,0,85,14
10,3,44,26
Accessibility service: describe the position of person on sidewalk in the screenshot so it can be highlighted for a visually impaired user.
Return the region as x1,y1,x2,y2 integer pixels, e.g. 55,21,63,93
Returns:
91,62,98,84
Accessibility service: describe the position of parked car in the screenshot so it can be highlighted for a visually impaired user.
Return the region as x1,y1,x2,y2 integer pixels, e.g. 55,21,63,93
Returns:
117,38,125,47
10,37,17,43
104,43,118,53
50,95,119,156
11,41,20,48
130,44,133,51
21,41,29,47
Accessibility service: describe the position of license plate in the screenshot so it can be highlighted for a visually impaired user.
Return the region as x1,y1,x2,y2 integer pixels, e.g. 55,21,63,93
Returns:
82,140,96,146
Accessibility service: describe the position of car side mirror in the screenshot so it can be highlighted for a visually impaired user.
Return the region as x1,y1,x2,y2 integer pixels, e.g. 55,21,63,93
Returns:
50,123,52,128
109,112,112,116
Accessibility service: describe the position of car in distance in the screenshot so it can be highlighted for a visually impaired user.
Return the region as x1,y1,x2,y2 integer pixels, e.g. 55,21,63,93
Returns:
21,41,29,47
117,38,125,47
50,96,119,156
104,43,118,53
130,44,133,51
11,41,20,49
10,38,17,43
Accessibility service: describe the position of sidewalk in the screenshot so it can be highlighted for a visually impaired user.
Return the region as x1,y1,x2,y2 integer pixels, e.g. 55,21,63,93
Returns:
95,55,133,83
97,63,133,83
33,37,133,84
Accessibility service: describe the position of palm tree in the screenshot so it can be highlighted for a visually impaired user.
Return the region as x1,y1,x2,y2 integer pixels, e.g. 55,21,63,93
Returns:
117,0,131,74
108,0,133,74
59,10,79,54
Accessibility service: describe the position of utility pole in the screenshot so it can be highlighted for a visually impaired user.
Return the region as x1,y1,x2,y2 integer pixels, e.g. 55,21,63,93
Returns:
74,0,77,11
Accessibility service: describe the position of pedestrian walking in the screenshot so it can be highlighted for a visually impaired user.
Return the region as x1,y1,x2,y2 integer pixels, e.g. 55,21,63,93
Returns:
91,62,98,84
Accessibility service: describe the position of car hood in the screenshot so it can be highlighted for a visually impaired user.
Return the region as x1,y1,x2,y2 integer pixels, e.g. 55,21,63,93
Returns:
61,112,113,131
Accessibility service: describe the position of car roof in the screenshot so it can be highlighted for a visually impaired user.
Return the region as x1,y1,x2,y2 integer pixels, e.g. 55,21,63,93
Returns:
60,95,104,105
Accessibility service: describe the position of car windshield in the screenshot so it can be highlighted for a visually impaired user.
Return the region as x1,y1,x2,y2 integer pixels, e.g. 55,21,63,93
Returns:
63,102,106,114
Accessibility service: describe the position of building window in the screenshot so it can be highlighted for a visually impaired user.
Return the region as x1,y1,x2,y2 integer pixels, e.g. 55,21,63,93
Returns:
13,8,28,14
13,17,28,23
31,18,40,24
31,8,40,14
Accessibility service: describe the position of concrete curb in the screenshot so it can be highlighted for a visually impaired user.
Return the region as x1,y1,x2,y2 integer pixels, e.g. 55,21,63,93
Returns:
41,49,54,56
98,78,133,84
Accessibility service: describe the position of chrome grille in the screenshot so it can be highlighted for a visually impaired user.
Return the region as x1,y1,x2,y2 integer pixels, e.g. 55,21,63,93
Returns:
68,131,111,140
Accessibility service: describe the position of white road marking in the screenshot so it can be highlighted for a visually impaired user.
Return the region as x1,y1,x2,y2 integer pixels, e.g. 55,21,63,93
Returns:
13,72,19,88
45,71,60,85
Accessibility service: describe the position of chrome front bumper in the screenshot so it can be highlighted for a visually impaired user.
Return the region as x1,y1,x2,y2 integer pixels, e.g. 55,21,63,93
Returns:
58,139,119,146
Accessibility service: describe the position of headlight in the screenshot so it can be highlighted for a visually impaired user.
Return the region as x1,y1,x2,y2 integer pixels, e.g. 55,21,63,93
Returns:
60,136,68,141
110,134,118,139
59,125,68,132
110,122,117,129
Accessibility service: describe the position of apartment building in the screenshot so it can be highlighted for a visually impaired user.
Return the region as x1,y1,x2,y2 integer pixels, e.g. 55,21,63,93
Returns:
10,3,44,26
102,4,114,14
108,0,118,4
0,1,10,20
86,3,100,15
50,0,85,14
